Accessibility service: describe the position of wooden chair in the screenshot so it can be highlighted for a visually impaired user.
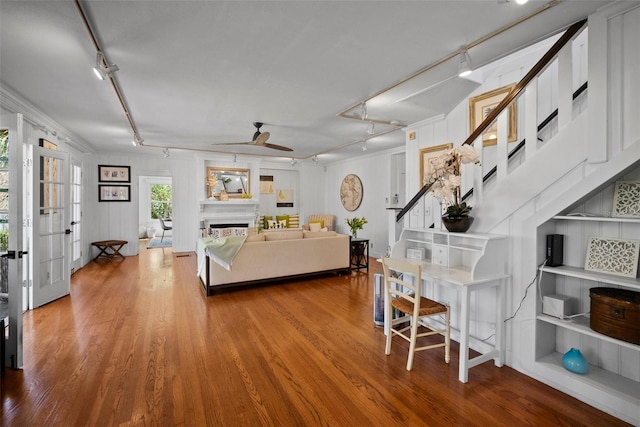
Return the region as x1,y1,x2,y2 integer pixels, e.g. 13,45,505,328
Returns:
382,257,450,370
159,218,172,242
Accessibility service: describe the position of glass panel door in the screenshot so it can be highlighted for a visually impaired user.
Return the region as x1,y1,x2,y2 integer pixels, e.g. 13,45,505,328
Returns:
30,145,70,308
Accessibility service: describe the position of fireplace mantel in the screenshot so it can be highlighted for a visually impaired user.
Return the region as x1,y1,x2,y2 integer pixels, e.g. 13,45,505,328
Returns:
199,199,259,228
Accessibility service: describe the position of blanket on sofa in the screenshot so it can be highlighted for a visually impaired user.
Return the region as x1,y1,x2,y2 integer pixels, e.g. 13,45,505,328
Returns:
201,235,247,271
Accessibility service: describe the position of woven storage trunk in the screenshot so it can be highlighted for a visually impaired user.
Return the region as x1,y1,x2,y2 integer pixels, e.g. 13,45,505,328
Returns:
589,287,640,345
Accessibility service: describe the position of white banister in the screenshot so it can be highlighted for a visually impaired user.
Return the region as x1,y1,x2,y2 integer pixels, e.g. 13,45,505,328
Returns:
558,44,574,129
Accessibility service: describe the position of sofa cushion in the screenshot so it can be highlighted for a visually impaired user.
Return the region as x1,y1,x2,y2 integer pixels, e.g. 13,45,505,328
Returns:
246,233,266,242
303,230,337,238
288,214,299,228
309,222,321,232
263,216,273,229
309,220,324,229
264,230,304,241
276,215,290,227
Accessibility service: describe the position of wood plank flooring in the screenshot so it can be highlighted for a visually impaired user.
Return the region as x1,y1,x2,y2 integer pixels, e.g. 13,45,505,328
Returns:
1,242,630,426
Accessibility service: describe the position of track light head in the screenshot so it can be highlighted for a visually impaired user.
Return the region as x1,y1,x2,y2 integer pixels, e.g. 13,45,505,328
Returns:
361,140,368,151
312,155,319,165
290,158,297,166
162,148,170,158
366,122,375,135
93,51,119,80
232,154,237,162
359,102,368,120
458,49,473,78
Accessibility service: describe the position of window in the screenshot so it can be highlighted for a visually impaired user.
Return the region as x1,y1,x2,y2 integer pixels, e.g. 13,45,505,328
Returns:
150,184,172,219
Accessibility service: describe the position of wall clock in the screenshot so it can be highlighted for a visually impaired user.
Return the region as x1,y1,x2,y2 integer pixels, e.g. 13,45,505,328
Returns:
340,174,363,211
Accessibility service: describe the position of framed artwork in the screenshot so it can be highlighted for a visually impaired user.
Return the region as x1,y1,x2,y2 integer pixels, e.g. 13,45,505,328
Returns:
612,181,640,218
276,189,294,207
99,165,131,183
39,138,57,150
340,174,363,212
260,175,274,194
419,143,453,187
469,83,517,146
584,236,640,278
99,185,131,202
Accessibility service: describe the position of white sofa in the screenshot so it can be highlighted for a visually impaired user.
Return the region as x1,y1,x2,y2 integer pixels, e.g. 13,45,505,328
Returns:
197,229,350,295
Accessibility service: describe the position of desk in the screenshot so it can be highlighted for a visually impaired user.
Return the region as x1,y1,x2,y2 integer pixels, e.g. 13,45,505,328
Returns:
91,240,128,261
350,238,369,271
386,228,508,383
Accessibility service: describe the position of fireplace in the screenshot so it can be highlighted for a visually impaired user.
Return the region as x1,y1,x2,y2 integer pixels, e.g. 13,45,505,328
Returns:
199,200,258,230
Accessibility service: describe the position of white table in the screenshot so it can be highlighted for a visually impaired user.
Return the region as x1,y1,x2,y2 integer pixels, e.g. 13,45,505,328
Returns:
383,257,508,382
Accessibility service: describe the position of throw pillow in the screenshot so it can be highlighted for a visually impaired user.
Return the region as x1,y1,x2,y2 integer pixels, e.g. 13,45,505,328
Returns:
288,214,299,228
267,219,278,229
276,215,290,228
309,222,321,232
309,220,324,229
277,219,287,228
263,216,273,229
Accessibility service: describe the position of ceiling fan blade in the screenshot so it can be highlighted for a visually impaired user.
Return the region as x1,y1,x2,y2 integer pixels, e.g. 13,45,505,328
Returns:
254,131,270,145
211,141,253,146
263,143,294,152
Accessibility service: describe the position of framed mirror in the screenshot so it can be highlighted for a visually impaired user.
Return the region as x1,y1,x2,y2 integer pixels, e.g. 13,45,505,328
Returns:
206,167,250,199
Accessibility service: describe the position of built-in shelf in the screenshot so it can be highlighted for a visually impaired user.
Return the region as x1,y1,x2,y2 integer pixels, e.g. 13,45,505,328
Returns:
536,353,640,403
553,215,640,223
537,314,640,351
535,203,640,425
541,265,640,291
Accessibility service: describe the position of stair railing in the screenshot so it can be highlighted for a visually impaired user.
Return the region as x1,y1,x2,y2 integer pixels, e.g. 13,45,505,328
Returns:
396,18,587,224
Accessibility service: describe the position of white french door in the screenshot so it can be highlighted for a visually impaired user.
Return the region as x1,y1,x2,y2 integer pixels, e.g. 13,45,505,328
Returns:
70,160,82,274
29,144,70,308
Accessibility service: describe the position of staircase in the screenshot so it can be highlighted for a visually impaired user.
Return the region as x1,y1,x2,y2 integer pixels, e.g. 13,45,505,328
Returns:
391,3,640,424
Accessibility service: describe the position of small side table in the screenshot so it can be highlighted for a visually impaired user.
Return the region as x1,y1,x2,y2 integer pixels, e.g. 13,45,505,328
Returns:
91,240,128,261
350,238,369,271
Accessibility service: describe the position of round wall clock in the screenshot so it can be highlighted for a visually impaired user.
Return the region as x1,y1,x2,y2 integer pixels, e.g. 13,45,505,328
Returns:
340,174,363,211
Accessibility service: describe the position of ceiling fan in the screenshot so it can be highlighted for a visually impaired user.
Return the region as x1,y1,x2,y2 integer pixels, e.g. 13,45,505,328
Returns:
212,122,293,152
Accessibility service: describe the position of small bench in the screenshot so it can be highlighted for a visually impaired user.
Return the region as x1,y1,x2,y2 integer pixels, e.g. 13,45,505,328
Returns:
91,240,128,261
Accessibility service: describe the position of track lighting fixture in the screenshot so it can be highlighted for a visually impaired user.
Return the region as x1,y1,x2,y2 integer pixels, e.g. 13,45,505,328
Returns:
290,158,297,166
359,102,368,120
361,140,368,151
458,48,473,78
92,51,119,81
163,148,170,158
312,155,319,165
232,154,237,162
366,122,375,135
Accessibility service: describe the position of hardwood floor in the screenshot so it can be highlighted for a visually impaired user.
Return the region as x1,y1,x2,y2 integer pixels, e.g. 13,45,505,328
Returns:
2,241,629,426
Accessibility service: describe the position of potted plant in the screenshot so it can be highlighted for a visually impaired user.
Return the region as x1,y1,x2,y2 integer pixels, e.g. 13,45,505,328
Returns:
423,144,480,232
346,217,367,238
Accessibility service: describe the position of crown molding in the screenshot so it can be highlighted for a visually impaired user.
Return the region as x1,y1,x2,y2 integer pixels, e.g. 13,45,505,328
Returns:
0,85,94,154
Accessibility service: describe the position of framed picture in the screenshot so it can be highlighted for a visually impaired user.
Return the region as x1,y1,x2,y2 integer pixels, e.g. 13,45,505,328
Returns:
612,181,640,218
469,83,517,146
99,185,131,202
585,236,640,278
260,175,274,194
99,165,131,183
419,143,452,187
276,189,294,207
340,174,363,212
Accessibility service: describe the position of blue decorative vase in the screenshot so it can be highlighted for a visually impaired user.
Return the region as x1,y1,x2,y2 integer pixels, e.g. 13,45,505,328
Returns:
562,348,589,374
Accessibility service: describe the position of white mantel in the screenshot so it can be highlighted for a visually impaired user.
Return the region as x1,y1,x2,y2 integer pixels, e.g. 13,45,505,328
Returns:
199,199,259,228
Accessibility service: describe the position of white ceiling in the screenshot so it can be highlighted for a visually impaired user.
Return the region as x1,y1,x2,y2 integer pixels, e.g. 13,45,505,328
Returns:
0,1,613,164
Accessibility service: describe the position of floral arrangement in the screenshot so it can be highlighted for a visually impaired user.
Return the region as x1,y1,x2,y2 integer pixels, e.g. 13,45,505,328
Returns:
423,145,480,218
346,217,367,237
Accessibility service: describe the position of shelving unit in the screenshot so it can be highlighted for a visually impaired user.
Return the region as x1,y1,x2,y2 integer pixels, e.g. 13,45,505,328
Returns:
535,214,640,425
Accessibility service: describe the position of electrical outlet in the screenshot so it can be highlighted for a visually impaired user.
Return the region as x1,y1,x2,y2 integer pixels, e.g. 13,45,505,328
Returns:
424,206,430,216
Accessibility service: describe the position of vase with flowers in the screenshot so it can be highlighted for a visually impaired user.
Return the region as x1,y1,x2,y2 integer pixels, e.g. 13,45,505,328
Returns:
346,217,367,238
423,144,480,233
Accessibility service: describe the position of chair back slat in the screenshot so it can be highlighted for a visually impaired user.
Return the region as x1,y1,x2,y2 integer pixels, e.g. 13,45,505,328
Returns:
381,257,422,302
